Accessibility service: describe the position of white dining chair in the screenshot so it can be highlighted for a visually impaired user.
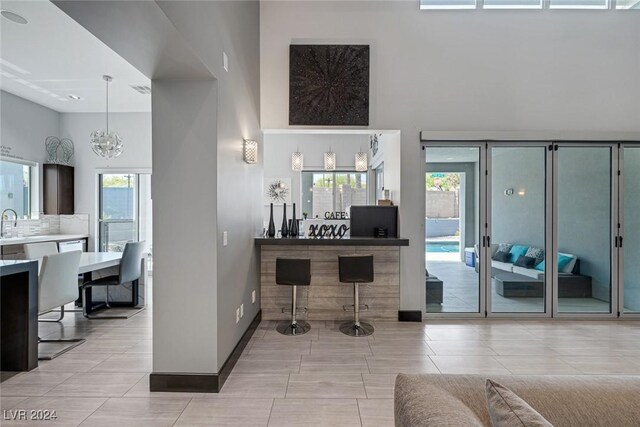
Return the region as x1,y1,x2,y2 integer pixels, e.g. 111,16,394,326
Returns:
37,250,85,359
24,242,59,270
25,241,82,318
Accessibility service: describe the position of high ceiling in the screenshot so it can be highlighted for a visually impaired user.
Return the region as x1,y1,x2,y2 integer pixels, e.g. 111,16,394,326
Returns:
0,0,151,113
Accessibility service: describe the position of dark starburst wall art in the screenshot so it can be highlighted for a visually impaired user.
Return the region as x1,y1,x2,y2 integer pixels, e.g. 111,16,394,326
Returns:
289,44,370,126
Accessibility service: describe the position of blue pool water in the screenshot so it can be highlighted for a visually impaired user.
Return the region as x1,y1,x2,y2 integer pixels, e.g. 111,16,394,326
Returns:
426,242,460,253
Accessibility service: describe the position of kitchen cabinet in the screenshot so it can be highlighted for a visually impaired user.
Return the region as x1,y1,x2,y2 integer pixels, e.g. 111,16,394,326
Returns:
43,164,74,215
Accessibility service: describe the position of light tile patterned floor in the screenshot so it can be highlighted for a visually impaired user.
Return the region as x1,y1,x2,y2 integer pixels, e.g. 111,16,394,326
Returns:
3,293,640,426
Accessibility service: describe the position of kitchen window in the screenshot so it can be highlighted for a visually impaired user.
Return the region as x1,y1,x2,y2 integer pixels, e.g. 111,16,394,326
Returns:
301,171,368,219
0,159,36,219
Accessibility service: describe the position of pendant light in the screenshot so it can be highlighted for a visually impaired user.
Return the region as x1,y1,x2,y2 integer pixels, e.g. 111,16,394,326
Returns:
324,147,336,171
90,75,123,159
355,150,368,172
292,146,303,171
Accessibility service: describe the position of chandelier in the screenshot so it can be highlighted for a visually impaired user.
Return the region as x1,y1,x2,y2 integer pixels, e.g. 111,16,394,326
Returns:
90,75,123,159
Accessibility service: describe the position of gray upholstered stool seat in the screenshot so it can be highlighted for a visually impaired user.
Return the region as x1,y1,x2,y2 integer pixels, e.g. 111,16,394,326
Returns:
338,254,374,337
275,257,311,336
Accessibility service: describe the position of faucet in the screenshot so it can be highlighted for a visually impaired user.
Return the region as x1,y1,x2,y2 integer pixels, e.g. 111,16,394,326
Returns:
1,208,18,238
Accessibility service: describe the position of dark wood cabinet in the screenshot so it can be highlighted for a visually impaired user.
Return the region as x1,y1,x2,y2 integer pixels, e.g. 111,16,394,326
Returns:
43,164,74,214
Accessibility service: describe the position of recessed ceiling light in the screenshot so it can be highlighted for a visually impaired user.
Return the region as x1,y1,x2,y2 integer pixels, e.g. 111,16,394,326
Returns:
0,10,28,25
68,94,82,100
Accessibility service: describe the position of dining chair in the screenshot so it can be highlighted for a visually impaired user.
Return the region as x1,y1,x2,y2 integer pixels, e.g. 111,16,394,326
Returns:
81,241,146,319
24,241,59,271
37,250,85,359
25,241,82,318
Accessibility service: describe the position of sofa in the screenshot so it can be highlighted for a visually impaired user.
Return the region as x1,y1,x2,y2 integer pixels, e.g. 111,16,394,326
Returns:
395,373,640,427
474,243,592,298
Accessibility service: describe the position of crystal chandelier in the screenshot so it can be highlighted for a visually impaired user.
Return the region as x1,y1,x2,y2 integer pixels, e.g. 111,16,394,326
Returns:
90,75,123,159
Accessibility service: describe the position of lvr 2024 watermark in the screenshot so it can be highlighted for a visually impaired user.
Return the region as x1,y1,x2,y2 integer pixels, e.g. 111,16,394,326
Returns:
3,410,57,421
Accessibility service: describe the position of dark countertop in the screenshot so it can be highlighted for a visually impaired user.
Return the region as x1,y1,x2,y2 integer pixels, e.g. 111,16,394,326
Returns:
255,237,409,246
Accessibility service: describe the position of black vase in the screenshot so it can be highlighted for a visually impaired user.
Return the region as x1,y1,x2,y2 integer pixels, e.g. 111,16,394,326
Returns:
280,203,289,238
267,203,276,238
290,203,298,238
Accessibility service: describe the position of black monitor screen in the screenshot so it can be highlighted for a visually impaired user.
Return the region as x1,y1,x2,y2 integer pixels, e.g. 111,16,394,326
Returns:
350,206,398,238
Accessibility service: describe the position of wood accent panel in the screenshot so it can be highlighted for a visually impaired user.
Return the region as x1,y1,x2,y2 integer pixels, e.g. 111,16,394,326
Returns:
260,246,400,321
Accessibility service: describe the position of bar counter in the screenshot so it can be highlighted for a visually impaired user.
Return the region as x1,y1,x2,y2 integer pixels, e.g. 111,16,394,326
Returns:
255,237,409,321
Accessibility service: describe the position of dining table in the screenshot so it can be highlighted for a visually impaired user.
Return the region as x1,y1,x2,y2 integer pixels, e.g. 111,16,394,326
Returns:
0,251,144,372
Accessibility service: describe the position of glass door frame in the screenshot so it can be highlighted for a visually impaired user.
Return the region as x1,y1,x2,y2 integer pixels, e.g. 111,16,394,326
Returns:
551,142,619,319
618,143,640,318
97,172,140,253
485,141,553,318
422,141,488,318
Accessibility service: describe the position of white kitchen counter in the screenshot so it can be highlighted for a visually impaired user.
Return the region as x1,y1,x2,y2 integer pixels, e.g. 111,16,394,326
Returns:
0,234,89,247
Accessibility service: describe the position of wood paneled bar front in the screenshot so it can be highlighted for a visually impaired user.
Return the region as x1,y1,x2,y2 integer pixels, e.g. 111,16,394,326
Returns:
255,238,409,321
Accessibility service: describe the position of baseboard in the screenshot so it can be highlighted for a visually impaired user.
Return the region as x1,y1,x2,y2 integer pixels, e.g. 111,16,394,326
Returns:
217,310,262,388
150,310,262,393
149,372,219,393
398,310,422,322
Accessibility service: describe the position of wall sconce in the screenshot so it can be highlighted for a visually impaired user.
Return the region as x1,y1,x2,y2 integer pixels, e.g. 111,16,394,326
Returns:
292,151,303,171
243,139,257,164
324,151,336,171
355,152,368,172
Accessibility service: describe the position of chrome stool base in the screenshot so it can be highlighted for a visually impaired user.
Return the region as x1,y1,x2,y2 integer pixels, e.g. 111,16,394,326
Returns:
276,321,311,336
339,321,374,337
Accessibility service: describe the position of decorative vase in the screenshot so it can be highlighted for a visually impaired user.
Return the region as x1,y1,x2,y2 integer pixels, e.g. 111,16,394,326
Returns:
281,203,289,238
290,203,299,238
268,203,276,238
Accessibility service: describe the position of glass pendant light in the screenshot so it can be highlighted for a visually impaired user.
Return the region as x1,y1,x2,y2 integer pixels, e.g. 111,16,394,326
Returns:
90,75,123,159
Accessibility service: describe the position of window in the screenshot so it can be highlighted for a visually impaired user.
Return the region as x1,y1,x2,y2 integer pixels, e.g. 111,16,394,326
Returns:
615,0,639,7
549,0,608,8
420,0,476,9
0,159,35,219
301,171,368,219
420,0,633,8
99,173,138,252
484,0,542,8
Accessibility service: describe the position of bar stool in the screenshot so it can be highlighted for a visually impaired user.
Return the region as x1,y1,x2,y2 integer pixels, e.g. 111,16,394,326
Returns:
338,254,374,337
275,257,311,336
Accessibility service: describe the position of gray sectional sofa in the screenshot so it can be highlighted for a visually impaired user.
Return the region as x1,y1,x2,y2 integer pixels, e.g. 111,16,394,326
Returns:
395,374,640,427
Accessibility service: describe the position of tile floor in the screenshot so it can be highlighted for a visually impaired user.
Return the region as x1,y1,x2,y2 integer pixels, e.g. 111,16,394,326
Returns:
3,287,640,426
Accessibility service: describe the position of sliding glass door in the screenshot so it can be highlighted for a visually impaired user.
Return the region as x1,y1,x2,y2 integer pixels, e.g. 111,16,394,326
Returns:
555,145,615,315
621,146,640,314
488,145,550,315
99,173,138,252
423,141,637,319
425,145,485,315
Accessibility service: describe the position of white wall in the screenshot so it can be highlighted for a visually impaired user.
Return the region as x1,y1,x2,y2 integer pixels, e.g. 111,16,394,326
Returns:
154,0,263,371
152,79,219,373
59,112,152,250
260,1,640,312
1,90,60,212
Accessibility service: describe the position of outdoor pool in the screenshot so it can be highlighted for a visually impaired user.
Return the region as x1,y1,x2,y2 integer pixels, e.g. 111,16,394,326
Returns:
426,241,460,253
